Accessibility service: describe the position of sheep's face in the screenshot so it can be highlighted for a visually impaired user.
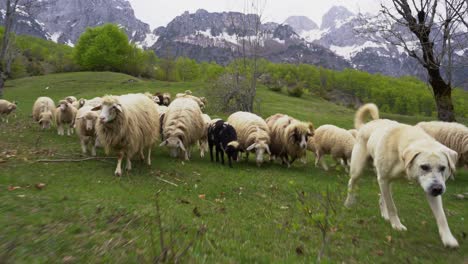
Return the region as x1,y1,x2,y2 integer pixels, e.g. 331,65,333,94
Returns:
153,96,160,104
291,128,313,150
226,141,240,161
8,103,17,112
163,97,170,106
246,140,271,166
160,137,187,158
98,103,122,123
404,148,457,197
84,113,98,131
38,112,53,129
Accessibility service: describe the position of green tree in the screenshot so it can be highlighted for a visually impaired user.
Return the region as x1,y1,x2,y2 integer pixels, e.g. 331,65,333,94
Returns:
74,24,131,72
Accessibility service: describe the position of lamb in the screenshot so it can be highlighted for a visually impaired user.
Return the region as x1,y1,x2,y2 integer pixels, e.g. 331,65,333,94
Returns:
198,113,212,158
160,97,205,160
154,92,171,106
227,111,271,166
311,124,357,171
32,96,55,130
93,93,160,176
75,106,99,156
55,100,78,136
417,121,468,167
145,92,160,104
266,114,314,167
208,119,240,167
0,99,17,123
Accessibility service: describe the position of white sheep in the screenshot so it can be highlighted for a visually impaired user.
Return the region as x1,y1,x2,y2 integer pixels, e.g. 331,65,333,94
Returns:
55,100,78,136
417,121,468,167
160,97,205,160
0,99,17,123
75,106,99,156
198,113,212,158
311,124,357,171
32,97,55,130
227,111,271,166
176,90,207,109
93,93,160,176
77,97,102,109
266,114,314,167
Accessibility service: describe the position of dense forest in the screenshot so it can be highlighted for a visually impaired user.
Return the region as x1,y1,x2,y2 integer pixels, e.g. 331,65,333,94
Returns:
1,24,467,118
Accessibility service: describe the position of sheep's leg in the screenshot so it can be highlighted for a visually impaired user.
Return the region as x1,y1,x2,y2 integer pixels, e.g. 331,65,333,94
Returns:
67,125,71,136
5,116,8,123
245,152,249,161
209,141,214,162
57,124,63,135
80,138,88,154
139,149,145,161
147,146,152,166
228,154,233,168
220,149,225,165
316,150,328,171
215,145,220,162
115,152,124,177
126,156,132,171
237,152,242,162
199,141,205,158
91,141,97,157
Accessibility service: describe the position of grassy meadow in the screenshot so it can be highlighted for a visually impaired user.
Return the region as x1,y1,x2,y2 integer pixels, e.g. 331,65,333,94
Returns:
0,72,467,263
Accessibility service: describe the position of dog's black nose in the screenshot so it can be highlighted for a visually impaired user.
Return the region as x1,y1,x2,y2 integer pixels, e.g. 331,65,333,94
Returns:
430,183,444,196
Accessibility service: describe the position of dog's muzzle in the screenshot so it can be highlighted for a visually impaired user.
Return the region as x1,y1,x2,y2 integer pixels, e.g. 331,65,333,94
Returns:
430,182,444,196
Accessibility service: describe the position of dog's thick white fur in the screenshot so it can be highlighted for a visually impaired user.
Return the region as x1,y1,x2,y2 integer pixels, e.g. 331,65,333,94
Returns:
344,103,459,248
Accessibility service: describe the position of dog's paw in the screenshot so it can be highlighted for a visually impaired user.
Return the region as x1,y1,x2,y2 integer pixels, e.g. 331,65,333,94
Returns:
391,223,407,231
344,195,356,208
442,235,459,248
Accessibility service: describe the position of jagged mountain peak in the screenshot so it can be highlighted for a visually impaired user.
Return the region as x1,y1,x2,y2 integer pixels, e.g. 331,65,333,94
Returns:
284,16,318,33
321,5,355,29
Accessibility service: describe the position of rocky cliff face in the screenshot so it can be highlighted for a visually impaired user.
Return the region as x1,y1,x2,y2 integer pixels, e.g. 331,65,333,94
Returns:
297,6,468,89
283,16,318,33
1,0,155,46
150,9,350,70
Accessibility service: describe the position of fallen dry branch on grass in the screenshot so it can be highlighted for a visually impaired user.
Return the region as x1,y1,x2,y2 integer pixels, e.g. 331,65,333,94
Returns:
155,177,178,187
35,157,117,163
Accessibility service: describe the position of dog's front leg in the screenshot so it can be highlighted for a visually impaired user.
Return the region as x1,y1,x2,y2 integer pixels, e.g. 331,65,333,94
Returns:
426,194,459,248
378,179,406,231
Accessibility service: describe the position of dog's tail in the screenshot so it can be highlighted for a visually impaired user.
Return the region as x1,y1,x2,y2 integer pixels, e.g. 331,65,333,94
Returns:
354,103,379,129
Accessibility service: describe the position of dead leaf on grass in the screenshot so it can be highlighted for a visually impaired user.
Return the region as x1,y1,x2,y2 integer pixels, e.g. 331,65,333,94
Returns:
386,235,392,243
35,183,46,190
8,186,21,191
198,194,206,200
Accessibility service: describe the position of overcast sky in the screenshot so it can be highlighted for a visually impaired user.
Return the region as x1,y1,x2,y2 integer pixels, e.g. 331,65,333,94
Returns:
128,0,384,29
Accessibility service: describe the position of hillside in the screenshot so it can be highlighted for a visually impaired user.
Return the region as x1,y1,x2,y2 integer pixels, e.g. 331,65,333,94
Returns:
0,72,467,262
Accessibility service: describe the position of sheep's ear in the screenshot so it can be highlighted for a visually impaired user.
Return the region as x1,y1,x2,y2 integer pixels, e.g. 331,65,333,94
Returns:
79,99,86,107
91,105,102,111
177,140,187,152
159,140,168,147
246,143,256,151
265,144,271,155
114,104,123,113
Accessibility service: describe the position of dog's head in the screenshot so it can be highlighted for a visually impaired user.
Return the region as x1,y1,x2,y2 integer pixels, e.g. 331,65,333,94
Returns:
403,145,458,197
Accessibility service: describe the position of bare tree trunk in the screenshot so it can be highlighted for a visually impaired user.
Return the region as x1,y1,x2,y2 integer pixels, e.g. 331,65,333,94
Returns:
0,0,19,98
430,69,456,121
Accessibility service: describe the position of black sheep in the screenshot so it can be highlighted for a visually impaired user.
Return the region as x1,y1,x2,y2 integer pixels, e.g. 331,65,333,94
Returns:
208,120,240,168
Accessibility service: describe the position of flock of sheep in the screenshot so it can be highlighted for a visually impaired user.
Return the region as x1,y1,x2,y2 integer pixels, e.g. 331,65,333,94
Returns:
1,90,468,248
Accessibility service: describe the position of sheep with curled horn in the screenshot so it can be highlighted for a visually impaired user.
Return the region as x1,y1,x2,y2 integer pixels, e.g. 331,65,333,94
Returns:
159,97,205,160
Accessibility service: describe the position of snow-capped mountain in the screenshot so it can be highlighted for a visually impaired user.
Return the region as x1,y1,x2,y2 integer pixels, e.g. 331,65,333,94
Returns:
295,6,468,88
2,2,466,87
1,0,157,47
150,9,350,69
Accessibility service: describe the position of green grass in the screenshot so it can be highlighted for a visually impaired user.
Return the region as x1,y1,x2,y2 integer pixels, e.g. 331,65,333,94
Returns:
1,72,467,263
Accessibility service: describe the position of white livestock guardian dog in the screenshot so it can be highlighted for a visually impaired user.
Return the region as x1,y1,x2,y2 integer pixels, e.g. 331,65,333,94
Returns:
344,104,459,248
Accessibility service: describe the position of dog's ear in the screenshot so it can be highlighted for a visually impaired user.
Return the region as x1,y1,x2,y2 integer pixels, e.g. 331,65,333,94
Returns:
442,147,458,177
402,148,420,169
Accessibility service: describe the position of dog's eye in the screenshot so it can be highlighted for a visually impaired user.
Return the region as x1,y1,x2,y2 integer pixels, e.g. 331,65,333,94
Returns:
420,164,430,171
439,166,446,172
